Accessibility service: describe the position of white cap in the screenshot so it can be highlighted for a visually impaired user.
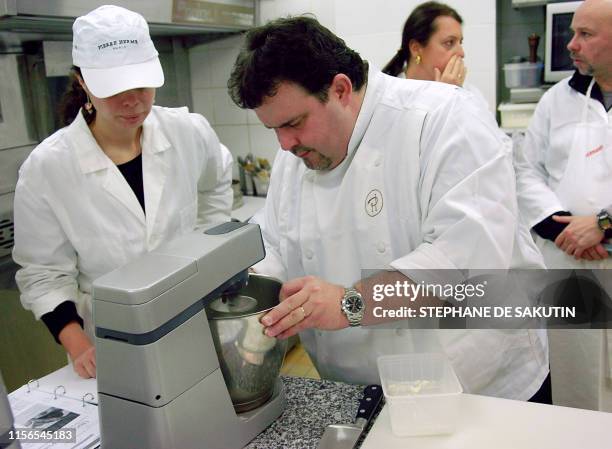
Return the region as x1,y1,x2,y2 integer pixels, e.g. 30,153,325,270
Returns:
72,5,164,98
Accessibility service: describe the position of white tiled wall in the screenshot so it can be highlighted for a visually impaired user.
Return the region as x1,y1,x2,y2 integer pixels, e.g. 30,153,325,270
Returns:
190,34,279,178
188,0,497,176
189,1,335,177
259,0,335,28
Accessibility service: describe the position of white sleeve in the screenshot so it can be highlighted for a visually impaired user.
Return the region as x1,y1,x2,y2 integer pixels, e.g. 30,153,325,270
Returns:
249,150,288,281
391,94,520,272
513,92,566,228
190,113,233,226
12,168,79,319
464,83,492,115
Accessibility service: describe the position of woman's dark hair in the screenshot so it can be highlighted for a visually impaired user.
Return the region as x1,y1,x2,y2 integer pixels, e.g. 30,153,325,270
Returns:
382,1,463,77
58,66,96,126
228,16,367,109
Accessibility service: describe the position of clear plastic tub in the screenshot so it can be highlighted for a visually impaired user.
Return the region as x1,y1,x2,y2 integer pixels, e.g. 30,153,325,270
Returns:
503,62,543,88
377,353,463,437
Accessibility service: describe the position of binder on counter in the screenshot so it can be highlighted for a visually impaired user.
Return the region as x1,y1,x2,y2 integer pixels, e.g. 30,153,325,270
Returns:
18,365,98,405
7,365,99,448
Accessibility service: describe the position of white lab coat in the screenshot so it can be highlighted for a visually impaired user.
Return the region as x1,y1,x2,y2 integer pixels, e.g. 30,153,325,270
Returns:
13,106,233,336
254,69,549,400
514,75,612,411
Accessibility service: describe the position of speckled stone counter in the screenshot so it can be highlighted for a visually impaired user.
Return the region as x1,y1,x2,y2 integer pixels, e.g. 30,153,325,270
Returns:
246,376,381,449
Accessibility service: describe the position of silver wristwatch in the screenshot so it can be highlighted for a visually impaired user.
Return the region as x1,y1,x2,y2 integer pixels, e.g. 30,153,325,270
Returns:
597,209,612,232
341,287,365,327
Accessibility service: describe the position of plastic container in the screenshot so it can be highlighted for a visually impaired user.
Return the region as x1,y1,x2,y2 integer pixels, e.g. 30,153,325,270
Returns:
377,353,463,437
503,61,543,88
497,102,537,129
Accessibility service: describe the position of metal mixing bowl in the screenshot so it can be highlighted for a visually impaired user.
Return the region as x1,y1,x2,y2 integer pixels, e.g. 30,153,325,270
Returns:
206,274,288,413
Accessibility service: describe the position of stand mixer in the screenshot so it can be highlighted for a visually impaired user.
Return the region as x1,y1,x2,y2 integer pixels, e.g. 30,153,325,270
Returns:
92,222,286,449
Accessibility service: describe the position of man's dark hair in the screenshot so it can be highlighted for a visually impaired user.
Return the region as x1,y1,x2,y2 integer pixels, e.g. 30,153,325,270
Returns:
228,16,367,109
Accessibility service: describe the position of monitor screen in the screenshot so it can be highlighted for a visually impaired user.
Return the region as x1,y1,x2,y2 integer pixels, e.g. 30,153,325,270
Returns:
550,12,574,72
545,1,582,83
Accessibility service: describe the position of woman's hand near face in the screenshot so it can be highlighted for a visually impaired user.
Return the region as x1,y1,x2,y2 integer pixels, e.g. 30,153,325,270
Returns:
58,322,97,378
434,54,467,87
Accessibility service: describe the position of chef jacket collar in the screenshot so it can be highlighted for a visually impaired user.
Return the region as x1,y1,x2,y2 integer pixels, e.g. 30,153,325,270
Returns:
568,70,609,111
70,108,171,174
314,63,381,180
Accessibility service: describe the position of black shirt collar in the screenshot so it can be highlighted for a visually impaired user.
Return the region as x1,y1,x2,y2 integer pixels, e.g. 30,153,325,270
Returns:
568,70,608,110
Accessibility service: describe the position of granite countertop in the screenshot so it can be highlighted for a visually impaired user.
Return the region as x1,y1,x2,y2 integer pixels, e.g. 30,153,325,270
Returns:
246,376,383,449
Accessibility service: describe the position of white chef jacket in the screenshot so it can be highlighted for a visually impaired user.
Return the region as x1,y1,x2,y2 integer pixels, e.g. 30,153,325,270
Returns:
13,106,233,335
514,75,612,411
515,75,612,268
253,68,549,400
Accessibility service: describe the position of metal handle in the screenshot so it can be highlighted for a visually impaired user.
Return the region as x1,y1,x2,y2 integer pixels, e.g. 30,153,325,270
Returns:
355,384,383,426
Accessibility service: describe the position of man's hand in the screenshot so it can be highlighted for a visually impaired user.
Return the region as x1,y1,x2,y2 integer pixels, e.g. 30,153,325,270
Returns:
58,322,96,378
434,55,467,87
573,244,609,261
553,215,607,260
260,276,348,339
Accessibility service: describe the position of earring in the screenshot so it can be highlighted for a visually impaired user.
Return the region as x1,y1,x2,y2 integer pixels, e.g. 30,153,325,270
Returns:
84,95,94,114
415,55,422,65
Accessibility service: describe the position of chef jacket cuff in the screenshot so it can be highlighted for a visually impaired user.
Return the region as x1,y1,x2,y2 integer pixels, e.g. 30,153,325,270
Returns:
525,204,567,230
26,284,79,320
532,211,572,242
41,301,84,344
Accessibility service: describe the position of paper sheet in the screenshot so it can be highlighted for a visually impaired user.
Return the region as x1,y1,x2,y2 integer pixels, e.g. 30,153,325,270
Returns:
8,388,99,449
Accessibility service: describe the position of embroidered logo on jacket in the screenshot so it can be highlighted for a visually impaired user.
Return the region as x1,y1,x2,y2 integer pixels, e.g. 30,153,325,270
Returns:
365,189,383,217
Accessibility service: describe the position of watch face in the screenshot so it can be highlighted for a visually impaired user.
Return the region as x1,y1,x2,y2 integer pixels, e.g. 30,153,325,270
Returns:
599,211,612,230
345,295,364,313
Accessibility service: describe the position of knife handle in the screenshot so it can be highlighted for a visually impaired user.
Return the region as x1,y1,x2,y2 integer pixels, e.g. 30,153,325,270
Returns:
355,384,383,424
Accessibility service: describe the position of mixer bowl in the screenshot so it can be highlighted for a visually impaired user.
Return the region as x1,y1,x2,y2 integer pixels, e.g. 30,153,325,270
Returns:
206,274,288,413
